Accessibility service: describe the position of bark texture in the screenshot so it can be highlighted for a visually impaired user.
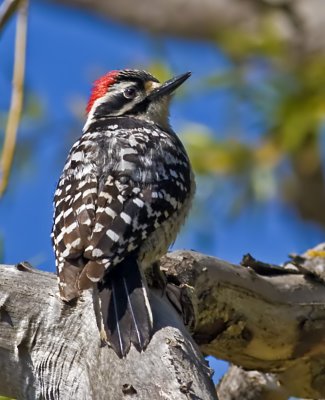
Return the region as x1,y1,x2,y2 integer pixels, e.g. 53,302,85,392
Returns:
217,365,288,400
0,263,216,400
1,246,325,399
162,249,325,399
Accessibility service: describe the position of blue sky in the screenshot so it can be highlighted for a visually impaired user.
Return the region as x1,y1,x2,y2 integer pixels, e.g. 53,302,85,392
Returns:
0,0,324,385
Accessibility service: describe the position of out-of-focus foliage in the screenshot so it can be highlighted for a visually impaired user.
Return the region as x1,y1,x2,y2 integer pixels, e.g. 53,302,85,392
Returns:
22,93,43,121
215,16,286,59
183,127,255,175
0,92,44,190
147,62,174,84
181,23,325,228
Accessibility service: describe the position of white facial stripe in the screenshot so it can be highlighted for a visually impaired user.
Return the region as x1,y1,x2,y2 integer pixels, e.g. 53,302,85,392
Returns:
83,78,171,132
84,81,146,132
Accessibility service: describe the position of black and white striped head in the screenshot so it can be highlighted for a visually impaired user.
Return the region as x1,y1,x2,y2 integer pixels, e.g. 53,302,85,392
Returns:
85,69,191,130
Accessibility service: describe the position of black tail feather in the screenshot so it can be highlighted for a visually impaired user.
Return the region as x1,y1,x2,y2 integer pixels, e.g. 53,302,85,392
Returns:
98,256,153,358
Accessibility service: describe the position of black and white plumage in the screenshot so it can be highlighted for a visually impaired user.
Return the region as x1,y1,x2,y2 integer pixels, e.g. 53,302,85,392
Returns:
51,69,195,357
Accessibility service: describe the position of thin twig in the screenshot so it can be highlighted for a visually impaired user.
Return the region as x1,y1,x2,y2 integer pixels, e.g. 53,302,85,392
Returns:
0,0,21,33
0,0,28,197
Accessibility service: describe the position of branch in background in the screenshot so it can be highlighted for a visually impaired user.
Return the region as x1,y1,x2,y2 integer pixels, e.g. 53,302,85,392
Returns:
0,0,28,197
217,365,289,400
53,0,325,55
0,0,21,32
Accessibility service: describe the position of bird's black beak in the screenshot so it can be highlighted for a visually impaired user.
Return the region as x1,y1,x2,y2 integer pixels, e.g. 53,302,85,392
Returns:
147,72,191,100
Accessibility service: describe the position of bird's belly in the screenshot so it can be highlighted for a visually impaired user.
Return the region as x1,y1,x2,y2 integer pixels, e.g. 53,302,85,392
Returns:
138,178,195,270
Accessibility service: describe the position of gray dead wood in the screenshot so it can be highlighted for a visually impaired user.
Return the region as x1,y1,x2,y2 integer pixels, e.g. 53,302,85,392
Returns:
0,263,216,400
162,250,325,399
216,365,289,400
1,247,325,399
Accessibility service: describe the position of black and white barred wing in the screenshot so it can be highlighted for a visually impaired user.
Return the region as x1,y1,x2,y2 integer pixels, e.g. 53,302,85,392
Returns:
77,172,188,289
52,170,98,301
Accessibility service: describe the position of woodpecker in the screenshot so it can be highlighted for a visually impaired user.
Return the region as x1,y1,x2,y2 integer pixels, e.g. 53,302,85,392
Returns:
52,69,195,357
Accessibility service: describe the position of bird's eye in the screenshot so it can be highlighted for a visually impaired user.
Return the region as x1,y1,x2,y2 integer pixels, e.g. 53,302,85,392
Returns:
124,87,137,99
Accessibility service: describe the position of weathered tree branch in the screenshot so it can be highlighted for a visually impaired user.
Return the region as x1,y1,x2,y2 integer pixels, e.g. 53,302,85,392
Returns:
216,365,289,400
162,249,325,399
0,263,216,400
1,247,325,399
